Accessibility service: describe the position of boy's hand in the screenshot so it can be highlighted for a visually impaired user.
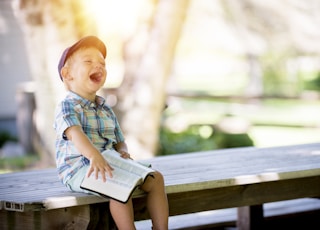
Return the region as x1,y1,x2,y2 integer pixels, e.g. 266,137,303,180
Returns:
114,142,132,159
64,126,114,182
87,153,113,182
118,150,132,159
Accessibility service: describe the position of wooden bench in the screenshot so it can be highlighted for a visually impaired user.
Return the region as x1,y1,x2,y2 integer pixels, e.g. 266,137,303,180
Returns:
1,143,320,229
136,198,320,229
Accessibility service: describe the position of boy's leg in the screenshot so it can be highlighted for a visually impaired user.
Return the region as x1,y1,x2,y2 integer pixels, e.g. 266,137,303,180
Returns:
109,198,136,230
140,171,169,230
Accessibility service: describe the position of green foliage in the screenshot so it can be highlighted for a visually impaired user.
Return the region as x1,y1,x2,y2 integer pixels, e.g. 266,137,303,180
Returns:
0,131,36,173
213,131,254,149
157,125,254,155
262,52,287,96
304,72,320,91
157,126,217,155
262,52,305,97
0,131,17,148
0,155,39,173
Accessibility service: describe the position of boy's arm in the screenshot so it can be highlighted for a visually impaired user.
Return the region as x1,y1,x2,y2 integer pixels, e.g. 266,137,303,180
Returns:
114,141,132,159
64,125,113,182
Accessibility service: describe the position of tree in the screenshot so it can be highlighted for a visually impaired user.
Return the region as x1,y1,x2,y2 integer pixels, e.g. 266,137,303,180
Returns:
116,0,190,159
16,0,319,164
15,0,98,166
14,0,190,164
222,0,320,97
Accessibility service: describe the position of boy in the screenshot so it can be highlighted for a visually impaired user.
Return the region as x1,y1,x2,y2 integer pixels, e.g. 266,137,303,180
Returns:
54,36,169,230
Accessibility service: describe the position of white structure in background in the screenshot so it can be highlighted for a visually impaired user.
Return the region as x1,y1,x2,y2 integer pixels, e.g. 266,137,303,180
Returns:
0,0,31,137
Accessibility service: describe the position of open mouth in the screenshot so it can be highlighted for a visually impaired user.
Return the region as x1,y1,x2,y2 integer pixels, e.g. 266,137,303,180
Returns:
89,72,103,83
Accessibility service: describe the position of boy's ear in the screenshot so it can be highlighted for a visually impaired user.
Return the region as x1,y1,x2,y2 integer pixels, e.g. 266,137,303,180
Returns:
60,66,71,81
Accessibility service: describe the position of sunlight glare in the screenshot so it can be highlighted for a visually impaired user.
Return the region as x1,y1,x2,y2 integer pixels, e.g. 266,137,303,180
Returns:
84,0,148,38
311,151,320,155
199,125,213,139
235,172,280,185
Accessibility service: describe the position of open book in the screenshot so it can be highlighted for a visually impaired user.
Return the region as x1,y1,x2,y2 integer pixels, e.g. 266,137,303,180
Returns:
80,149,154,203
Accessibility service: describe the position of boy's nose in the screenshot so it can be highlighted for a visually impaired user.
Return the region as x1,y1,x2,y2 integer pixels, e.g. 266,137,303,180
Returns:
94,62,104,70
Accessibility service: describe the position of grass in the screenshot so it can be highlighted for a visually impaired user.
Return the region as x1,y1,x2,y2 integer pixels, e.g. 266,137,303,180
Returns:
164,97,320,148
0,154,39,174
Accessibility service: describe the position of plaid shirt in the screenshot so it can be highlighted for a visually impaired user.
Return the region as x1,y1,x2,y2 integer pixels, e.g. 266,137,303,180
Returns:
54,91,125,184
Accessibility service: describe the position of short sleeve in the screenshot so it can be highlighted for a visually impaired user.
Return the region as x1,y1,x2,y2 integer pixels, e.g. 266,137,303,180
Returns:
113,114,125,143
54,101,82,139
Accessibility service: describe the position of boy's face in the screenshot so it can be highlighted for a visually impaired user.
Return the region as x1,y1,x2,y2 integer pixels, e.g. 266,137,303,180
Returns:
62,47,107,100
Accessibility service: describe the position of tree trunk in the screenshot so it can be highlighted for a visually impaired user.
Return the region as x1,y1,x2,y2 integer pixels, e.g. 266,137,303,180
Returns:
117,0,190,159
15,0,97,166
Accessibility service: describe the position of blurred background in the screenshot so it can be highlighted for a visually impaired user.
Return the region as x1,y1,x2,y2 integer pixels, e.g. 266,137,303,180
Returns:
1,0,320,172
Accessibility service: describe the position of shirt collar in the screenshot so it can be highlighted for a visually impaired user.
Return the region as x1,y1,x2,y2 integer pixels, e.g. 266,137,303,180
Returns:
66,91,106,109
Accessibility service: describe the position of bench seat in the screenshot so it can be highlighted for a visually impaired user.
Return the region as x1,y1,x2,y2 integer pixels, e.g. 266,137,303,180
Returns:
1,143,320,229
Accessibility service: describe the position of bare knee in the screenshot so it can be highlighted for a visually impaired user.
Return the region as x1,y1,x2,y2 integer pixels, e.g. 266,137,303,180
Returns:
141,171,165,192
153,171,165,184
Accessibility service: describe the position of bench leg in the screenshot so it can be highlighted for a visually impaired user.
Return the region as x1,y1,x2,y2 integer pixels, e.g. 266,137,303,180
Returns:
237,205,264,230
88,203,117,230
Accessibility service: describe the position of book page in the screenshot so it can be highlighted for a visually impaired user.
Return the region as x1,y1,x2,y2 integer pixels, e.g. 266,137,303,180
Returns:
106,166,141,188
81,150,155,203
81,166,142,203
101,150,155,180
